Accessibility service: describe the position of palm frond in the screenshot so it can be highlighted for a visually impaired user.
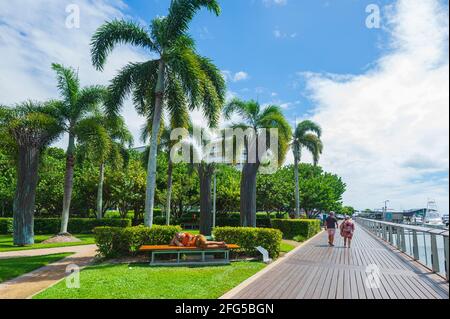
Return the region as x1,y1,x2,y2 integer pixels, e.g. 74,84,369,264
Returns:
294,120,322,139
107,61,158,117
91,19,156,70
223,98,254,123
165,0,221,45
51,63,80,109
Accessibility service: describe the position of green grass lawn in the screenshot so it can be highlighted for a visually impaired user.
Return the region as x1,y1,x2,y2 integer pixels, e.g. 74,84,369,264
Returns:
0,234,95,252
0,253,72,283
280,241,296,253
34,261,265,299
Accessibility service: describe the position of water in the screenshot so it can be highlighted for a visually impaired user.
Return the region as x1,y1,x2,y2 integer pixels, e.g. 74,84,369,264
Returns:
392,231,448,277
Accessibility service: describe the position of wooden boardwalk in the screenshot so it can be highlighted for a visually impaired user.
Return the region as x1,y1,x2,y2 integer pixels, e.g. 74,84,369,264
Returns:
222,223,449,299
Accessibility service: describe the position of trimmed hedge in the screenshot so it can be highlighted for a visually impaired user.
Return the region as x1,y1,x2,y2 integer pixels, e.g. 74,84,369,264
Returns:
271,219,321,240
94,225,182,258
0,218,131,235
213,227,282,258
0,218,13,234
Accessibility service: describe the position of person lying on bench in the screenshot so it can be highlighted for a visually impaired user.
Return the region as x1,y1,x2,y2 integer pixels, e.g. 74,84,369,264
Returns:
170,233,227,249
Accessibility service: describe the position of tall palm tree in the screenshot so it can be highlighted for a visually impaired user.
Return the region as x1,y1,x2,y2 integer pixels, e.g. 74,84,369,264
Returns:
51,63,107,234
224,99,292,227
292,120,323,218
177,127,220,235
0,101,63,245
141,110,189,225
78,115,133,219
91,0,225,227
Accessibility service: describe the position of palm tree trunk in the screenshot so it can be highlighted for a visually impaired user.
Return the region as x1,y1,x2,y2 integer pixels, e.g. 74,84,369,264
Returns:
13,146,40,246
60,133,75,234
144,60,165,228
96,162,105,219
165,159,173,225
198,165,213,236
240,163,258,227
294,155,300,218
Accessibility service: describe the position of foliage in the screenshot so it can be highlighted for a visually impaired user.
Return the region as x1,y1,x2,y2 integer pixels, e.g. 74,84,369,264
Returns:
94,225,182,258
107,155,147,219
0,150,15,217
35,148,66,216
0,218,13,234
0,218,130,235
213,226,282,258
339,206,356,216
271,219,321,240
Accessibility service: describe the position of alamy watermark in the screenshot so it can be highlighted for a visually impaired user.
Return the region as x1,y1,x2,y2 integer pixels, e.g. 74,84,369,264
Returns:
65,4,80,29
365,264,381,289
65,264,80,289
366,4,381,29
170,127,280,174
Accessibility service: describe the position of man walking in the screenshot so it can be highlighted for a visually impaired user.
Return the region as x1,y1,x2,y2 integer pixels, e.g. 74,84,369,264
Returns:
325,212,339,247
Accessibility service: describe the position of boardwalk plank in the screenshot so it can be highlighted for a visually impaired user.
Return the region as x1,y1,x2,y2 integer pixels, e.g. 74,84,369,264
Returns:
223,223,449,300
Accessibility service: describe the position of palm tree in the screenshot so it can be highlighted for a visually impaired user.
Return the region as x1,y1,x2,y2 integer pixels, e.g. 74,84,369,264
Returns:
141,110,189,225
292,120,323,218
91,0,225,227
0,101,62,245
51,63,107,234
180,127,220,235
78,115,133,219
224,99,292,227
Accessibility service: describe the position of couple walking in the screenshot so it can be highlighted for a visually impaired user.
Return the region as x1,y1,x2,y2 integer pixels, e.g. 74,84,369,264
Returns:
325,212,355,248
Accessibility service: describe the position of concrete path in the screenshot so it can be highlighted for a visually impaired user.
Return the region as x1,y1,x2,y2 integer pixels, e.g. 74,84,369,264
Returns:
0,245,97,299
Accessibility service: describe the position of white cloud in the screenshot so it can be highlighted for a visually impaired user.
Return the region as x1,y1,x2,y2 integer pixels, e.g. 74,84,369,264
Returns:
0,0,148,148
233,71,249,82
222,70,250,82
294,0,449,211
273,27,297,39
263,0,287,7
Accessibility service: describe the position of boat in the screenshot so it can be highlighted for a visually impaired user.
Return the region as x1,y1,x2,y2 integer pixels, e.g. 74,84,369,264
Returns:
442,214,449,227
423,199,445,227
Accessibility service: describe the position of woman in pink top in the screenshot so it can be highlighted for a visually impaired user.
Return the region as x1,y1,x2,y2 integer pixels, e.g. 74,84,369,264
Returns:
340,216,355,248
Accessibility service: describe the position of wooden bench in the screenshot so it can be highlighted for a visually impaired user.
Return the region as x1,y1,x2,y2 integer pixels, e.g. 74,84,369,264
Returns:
139,245,240,266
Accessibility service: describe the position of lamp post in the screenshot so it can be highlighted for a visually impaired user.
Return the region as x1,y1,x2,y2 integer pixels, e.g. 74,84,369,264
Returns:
213,172,217,229
383,200,390,221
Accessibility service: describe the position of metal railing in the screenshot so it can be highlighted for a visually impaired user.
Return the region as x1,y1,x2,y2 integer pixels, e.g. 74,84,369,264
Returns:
356,217,449,281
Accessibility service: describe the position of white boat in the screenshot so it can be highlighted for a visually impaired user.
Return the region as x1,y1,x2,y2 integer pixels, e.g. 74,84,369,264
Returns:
423,200,445,227
442,214,449,227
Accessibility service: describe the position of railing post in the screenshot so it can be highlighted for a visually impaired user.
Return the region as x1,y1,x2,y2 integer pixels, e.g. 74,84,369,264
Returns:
400,227,406,252
430,234,440,273
395,227,401,249
444,235,449,281
389,226,394,245
412,230,420,261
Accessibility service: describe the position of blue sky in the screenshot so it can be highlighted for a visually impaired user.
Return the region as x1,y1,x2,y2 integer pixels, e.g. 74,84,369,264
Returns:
125,0,392,118
0,0,448,211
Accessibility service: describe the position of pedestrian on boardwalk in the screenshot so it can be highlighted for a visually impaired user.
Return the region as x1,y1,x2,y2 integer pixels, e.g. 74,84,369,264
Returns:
325,212,339,247
340,216,355,248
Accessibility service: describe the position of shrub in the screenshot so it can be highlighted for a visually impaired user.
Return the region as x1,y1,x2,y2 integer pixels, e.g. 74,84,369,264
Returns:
215,212,273,228
33,218,131,234
213,227,282,258
94,225,182,258
271,219,321,240
0,218,13,234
